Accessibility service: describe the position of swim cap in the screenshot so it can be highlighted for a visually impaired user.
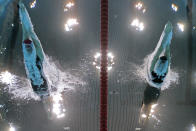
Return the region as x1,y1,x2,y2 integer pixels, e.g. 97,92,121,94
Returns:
23,39,32,44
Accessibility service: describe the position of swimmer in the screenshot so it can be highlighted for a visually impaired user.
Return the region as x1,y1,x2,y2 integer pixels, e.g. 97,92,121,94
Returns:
147,21,173,88
18,1,49,96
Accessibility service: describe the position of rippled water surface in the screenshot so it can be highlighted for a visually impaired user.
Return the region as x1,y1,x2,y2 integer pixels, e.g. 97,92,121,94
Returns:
0,0,196,131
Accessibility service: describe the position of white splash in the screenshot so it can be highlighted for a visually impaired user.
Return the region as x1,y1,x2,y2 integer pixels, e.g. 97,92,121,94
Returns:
0,71,40,100
42,56,85,119
0,56,85,101
0,71,15,85
43,56,85,94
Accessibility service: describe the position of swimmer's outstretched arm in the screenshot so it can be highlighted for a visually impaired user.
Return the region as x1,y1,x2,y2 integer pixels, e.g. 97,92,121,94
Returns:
19,1,44,61
164,45,170,74
18,1,33,40
150,22,173,73
150,43,164,73
30,33,45,62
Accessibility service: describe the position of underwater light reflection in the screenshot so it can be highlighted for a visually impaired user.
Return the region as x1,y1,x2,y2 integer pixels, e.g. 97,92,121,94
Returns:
135,2,146,13
64,18,79,32
171,3,178,12
177,23,184,32
64,1,75,12
131,18,144,31
30,0,36,8
141,114,147,118
93,52,115,71
52,93,66,119
191,124,196,131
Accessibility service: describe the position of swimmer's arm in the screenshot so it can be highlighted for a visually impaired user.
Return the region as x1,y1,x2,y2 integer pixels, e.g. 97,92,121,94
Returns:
165,45,170,74
150,44,163,72
19,2,34,38
31,33,45,62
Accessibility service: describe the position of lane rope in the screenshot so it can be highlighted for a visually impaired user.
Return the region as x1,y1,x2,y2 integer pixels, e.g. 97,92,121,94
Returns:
100,0,108,130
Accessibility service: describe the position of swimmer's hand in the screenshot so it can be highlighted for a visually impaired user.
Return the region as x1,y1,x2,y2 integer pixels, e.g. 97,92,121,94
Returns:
18,0,26,22
18,0,25,9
